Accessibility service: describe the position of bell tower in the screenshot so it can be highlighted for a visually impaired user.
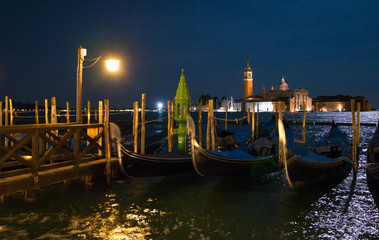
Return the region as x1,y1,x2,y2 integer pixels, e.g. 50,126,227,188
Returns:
243,56,253,98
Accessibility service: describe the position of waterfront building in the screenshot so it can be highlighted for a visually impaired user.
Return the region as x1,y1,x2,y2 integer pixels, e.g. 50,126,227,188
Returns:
242,58,312,112
313,95,371,112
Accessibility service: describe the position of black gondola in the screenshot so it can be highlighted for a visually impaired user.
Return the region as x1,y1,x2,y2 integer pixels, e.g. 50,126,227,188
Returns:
187,115,293,178
108,122,192,178
122,129,168,154
366,120,379,204
119,146,193,178
285,120,353,188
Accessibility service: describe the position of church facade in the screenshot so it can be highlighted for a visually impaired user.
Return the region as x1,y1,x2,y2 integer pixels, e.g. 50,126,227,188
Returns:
242,57,312,112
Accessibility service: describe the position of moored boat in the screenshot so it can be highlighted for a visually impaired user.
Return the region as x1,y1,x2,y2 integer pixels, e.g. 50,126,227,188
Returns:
119,145,193,178
366,120,379,204
122,129,168,154
285,120,353,188
187,115,292,178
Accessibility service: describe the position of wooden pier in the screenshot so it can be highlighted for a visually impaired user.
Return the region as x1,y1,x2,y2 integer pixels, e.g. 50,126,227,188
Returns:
0,99,120,198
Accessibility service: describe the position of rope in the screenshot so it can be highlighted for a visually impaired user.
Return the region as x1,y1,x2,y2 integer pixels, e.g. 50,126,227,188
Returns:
335,156,356,165
267,157,279,168
358,162,375,170
214,116,246,123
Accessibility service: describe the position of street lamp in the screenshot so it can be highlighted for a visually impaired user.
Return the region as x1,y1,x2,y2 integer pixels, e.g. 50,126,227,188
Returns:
76,45,120,123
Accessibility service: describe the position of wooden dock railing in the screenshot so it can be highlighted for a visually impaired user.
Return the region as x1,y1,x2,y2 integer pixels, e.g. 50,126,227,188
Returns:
0,122,113,196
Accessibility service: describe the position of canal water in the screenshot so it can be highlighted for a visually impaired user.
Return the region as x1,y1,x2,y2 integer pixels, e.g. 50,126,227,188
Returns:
0,111,378,239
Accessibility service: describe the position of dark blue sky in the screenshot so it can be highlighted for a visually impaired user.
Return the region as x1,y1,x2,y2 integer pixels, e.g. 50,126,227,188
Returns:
0,0,378,108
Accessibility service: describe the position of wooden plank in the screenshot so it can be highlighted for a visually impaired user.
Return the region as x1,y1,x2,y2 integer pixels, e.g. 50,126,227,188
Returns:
41,130,73,153
79,129,104,158
39,129,75,167
0,158,120,196
0,133,33,166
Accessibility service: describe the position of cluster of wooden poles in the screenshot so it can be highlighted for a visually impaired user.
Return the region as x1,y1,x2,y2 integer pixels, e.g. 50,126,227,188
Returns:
0,96,111,156
0,96,109,125
127,95,360,175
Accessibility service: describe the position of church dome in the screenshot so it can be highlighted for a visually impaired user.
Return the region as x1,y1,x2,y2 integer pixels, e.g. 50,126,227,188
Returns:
277,76,289,91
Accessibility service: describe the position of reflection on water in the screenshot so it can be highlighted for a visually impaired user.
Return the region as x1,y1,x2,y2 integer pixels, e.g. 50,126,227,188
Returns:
0,112,378,239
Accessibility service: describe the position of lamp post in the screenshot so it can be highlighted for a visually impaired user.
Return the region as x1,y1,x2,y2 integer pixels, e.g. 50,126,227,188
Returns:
76,45,120,123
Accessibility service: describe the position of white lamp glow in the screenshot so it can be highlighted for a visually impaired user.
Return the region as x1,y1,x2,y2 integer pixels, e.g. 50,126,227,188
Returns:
157,102,163,110
105,59,120,72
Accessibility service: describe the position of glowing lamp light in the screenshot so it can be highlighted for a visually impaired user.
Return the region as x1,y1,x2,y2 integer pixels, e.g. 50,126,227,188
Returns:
105,59,120,72
157,102,163,110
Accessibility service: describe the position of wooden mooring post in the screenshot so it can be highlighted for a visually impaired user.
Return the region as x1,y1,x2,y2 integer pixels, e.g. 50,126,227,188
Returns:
66,102,70,123
206,100,211,151
167,101,172,152
170,101,174,151
0,101,2,127
278,101,284,167
198,102,202,146
133,101,139,153
4,96,9,147
252,103,255,141
44,99,49,124
224,106,227,130
104,99,111,185
255,103,259,140
35,100,39,124
247,108,250,124
141,94,146,154
210,99,215,151
302,102,306,144
5,96,9,127
351,99,358,173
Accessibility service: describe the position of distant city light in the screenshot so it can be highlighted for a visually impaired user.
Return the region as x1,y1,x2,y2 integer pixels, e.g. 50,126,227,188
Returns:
105,59,120,72
157,102,163,110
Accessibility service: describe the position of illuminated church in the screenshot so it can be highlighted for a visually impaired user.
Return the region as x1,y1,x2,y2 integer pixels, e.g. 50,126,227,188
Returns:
241,57,312,112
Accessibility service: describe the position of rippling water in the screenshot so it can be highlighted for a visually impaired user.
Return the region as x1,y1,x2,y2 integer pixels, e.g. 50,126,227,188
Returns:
0,112,378,239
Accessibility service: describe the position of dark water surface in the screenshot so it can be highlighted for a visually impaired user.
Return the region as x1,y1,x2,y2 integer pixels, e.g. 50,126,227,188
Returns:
0,112,378,239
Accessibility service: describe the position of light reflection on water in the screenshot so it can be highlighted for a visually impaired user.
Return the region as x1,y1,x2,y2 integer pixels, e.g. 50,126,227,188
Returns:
0,112,378,239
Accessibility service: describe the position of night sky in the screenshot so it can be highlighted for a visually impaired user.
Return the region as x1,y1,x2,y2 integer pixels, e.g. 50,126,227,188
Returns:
1,1,378,109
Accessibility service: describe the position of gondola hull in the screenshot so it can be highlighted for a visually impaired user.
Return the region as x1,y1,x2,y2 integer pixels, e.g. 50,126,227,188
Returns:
191,140,280,177
286,122,353,188
120,147,193,178
286,155,352,187
367,162,379,206
366,123,379,204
